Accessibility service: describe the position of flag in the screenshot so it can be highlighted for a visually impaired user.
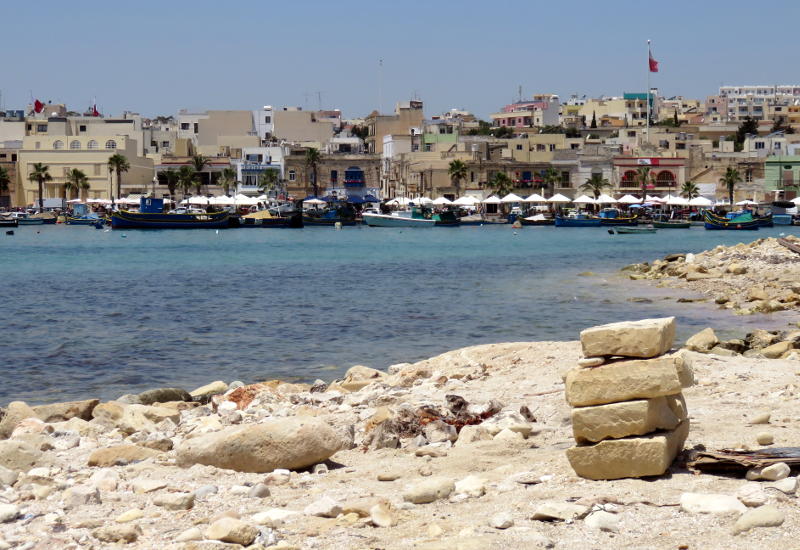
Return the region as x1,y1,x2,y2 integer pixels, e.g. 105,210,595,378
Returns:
649,49,659,73
33,99,44,113
91,102,100,117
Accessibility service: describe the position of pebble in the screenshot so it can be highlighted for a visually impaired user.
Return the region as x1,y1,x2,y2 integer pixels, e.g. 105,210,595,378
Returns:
304,496,343,518
531,502,589,521
0,504,18,523
64,485,101,509
756,432,774,445
377,471,402,481
92,524,141,543
767,477,797,494
369,502,394,527
153,492,195,511
403,477,455,504
205,517,259,546
175,527,203,542
578,357,605,368
494,428,524,441
427,523,444,537
747,462,791,482
488,512,514,529
419,465,433,477
131,479,167,494
264,469,291,485
252,508,298,528
679,493,746,515
194,484,219,499
733,505,785,535
751,411,771,425
115,509,144,523
248,483,271,498
454,475,486,498
585,510,620,532
736,484,768,507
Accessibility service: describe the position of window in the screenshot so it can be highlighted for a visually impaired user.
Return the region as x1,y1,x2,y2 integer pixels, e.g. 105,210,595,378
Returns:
180,123,190,130
655,171,675,187
79,125,86,132
470,171,475,182
70,140,81,150
536,144,546,151
0,154,5,159
161,141,169,148
627,131,636,137
53,140,64,150
288,169,296,182
151,140,157,146
746,169,754,182
264,116,271,124
549,144,556,151
754,142,765,150
11,154,16,162
330,170,338,184
560,171,570,185
35,141,41,150
193,123,198,133
775,142,781,150
516,144,523,151
105,140,117,149
94,164,101,176
36,124,47,132
424,143,432,152
87,140,98,149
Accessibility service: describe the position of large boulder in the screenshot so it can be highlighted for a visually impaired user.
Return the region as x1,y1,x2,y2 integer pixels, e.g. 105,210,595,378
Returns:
32,399,99,423
337,365,387,392
175,417,341,473
564,356,683,407
684,328,718,353
190,381,228,403
137,388,192,406
571,395,684,443
760,341,794,359
580,317,676,359
0,402,37,439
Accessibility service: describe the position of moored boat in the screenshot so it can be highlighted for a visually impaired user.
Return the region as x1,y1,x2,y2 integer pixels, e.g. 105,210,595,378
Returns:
17,217,44,225
703,210,759,230
519,214,554,226
609,226,657,234
363,212,435,228
65,215,104,225
653,220,691,229
302,203,358,226
554,213,600,227
111,197,230,229
0,218,18,228
458,214,507,226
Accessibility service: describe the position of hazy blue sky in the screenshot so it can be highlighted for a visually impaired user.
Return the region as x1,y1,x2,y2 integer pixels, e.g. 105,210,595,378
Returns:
7,1,800,119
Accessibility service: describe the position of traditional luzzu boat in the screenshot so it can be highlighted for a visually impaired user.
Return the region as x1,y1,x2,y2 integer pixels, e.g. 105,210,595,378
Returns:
237,209,303,228
653,220,691,229
16,216,44,225
756,213,773,228
597,208,638,226
302,203,358,226
363,211,435,228
609,226,657,234
703,210,759,230
554,213,600,227
111,197,229,229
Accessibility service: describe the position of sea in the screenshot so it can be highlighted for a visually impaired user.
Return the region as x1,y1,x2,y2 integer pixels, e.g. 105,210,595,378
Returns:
1,223,798,405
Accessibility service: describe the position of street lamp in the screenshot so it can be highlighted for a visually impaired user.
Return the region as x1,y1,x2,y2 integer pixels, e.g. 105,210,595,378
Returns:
151,175,158,197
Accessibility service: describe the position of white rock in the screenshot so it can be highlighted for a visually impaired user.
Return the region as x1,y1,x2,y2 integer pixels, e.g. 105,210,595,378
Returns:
0,504,18,523
153,492,194,510
175,527,203,542
736,484,768,507
679,493,746,515
766,477,797,495
484,411,537,438
454,475,486,498
733,505,785,535
303,496,342,518
369,502,394,527
488,512,514,529
89,469,119,492
252,508,298,528
747,462,790,481
454,425,493,446
423,420,457,443
756,432,774,445
131,478,166,494
578,357,605,368
493,428,524,441
585,510,620,532
402,477,455,504
531,502,589,521
264,469,291,485
63,485,101,509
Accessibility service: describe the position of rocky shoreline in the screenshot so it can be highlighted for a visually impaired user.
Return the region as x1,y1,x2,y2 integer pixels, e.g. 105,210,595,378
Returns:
0,321,798,549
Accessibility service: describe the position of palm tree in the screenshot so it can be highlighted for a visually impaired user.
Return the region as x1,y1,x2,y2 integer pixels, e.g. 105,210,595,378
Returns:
580,173,610,199
258,169,278,196
65,168,89,200
489,172,514,197
178,165,196,199
162,169,180,200
0,167,10,196
107,153,130,201
218,167,238,196
28,162,52,211
305,147,321,197
720,167,740,205
635,166,654,203
680,181,700,199
448,159,468,197
191,154,209,194
542,167,561,195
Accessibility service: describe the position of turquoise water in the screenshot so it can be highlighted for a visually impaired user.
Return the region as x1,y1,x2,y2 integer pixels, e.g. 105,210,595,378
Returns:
1,223,798,405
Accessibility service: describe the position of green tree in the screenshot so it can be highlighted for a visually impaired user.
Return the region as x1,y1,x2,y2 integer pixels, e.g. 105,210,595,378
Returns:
680,180,700,199
590,111,597,129
178,165,196,198
673,109,679,127
28,162,52,211
542,167,561,195
490,126,514,138
489,172,514,197
305,147,321,197
258,169,279,196
65,168,89,200
448,159,468,197
539,125,565,134
350,125,369,141
0,166,10,195
720,167,740,205
635,166,654,203
190,154,210,194
580,173,610,199
107,153,130,200
734,116,759,151
771,116,795,135
162,168,180,199
218,167,238,195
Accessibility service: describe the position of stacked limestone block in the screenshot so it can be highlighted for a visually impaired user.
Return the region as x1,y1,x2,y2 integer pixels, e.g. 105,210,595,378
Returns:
565,317,694,480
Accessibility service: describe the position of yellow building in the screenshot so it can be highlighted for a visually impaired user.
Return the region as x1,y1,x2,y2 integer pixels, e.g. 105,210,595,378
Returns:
15,135,154,206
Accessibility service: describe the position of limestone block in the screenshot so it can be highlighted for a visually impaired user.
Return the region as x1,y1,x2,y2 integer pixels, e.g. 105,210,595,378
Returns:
566,421,689,480
684,327,718,353
571,395,684,443
580,317,676,358
565,356,682,407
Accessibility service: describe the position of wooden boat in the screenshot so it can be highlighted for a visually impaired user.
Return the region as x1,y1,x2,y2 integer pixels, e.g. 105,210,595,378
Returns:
703,211,759,230
519,214,554,226
458,214,507,226
237,210,303,228
598,208,638,226
411,207,460,226
111,197,229,229
554,214,600,227
653,220,691,229
609,226,657,234
363,212,435,228
0,218,18,228
756,214,773,228
30,212,57,224
65,215,104,225
17,217,45,225
302,204,358,226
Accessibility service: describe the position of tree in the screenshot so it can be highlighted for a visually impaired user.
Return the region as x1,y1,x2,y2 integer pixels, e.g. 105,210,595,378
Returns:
107,153,130,201
680,181,699,199
350,125,369,141
65,168,89,200
218,167,237,195
28,162,52,211
162,168,180,199
590,111,597,129
580,173,610,199
489,172,514,197
734,116,759,150
673,109,679,127
720,167,740,205
771,116,795,135
542,167,561,195
448,159,468,197
258,169,279,196
191,154,209,194
178,165,196,198
539,125,565,134
0,166,10,195
490,126,514,139
305,147,321,197
635,166,654,203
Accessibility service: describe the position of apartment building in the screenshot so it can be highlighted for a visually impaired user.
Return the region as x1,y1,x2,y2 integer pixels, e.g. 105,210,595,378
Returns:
364,100,424,154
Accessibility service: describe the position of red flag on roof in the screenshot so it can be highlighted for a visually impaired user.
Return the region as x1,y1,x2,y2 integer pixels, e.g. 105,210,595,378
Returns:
91,103,100,117
33,99,44,113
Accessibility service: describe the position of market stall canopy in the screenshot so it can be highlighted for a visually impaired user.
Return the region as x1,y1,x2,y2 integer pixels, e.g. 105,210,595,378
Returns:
617,194,641,204
388,197,412,206
667,196,690,206
303,198,326,205
212,195,236,205
453,196,479,206
572,194,596,204
481,195,502,204
187,196,209,205
417,197,434,204
432,196,452,205
792,197,800,205
735,199,758,206
500,193,524,203
547,193,572,203
688,196,714,206
522,193,547,202
646,195,666,203
235,194,259,206
66,198,83,204
595,193,618,204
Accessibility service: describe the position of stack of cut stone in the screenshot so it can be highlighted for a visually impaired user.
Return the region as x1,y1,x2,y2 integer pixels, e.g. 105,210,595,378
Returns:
565,317,694,480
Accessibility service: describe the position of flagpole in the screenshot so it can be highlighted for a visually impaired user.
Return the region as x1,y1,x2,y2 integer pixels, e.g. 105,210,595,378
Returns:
646,39,651,146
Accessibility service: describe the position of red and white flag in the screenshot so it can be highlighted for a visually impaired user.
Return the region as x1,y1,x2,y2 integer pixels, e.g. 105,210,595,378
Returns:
91,100,100,117
648,43,659,73
33,99,44,113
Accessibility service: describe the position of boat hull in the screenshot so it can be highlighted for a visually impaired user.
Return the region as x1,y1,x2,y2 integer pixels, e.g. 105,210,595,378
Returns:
111,211,230,229
599,217,638,226
0,219,18,228
702,211,759,230
555,216,601,227
17,218,45,225
302,216,357,226
519,218,554,226
363,213,435,227
612,227,657,234
65,216,104,225
653,221,691,229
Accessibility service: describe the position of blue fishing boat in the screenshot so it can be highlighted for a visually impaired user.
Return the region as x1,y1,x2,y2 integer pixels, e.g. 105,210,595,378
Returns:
66,204,105,225
111,198,229,229
597,208,638,226
703,211,759,230
302,202,358,226
554,213,601,227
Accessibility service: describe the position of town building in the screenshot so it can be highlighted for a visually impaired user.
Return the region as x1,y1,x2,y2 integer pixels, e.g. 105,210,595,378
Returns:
490,94,560,128
364,100,424,154
272,107,335,145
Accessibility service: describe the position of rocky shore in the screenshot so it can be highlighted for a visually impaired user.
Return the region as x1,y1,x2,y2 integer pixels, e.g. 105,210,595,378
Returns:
0,323,799,549
624,235,800,315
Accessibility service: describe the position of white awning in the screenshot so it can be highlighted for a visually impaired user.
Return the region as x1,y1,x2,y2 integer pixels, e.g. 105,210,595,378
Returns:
432,196,452,205
572,194,596,204
547,193,572,203
188,196,209,205
617,194,641,204
667,196,689,206
481,195,502,204
212,195,236,205
688,196,714,206
735,199,758,206
453,196,480,206
500,193,524,203
595,193,618,204
522,193,546,202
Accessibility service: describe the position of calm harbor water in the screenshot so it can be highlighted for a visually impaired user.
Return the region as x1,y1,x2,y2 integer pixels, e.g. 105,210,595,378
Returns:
1,223,798,405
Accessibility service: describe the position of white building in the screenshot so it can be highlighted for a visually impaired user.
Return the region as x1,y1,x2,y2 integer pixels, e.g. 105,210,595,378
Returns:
233,145,285,195
252,106,274,142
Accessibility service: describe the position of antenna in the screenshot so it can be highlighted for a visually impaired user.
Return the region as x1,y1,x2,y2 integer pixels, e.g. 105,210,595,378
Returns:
518,85,522,103
316,91,323,111
378,58,383,113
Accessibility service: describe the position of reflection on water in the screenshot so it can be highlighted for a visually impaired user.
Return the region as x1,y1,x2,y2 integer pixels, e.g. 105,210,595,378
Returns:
0,224,797,404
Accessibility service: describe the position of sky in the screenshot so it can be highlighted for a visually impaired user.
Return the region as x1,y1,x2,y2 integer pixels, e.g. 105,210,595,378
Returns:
7,0,800,120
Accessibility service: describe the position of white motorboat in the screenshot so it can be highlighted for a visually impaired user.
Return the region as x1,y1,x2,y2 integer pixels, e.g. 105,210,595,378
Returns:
362,212,435,228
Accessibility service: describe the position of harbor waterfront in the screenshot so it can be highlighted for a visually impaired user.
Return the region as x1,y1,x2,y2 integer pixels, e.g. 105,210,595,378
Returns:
2,224,798,405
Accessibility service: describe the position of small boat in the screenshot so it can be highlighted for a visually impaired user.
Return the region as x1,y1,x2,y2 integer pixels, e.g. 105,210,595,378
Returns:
17,217,45,225
411,207,460,226
519,214,555,226
756,214,773,228
111,197,230,229
30,212,57,224
302,204,358,226
65,215,104,225
609,226,657,234
555,213,601,227
0,218,18,228
703,210,759,230
598,208,638,226
653,220,691,229
363,212,435,228
458,214,507,226
237,210,303,228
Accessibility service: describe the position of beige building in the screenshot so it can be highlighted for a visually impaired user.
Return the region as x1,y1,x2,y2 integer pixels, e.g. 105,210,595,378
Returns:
15,135,154,205
195,111,259,157
272,108,336,145
365,101,424,154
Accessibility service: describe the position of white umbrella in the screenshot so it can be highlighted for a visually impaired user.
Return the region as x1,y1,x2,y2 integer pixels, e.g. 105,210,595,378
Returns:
714,199,730,206
595,193,618,204
667,196,689,206
522,193,546,202
416,196,434,204
453,196,479,206
237,195,259,206
213,195,236,206
188,196,209,205
547,193,571,203
303,198,326,206
646,195,665,203
688,196,713,207
432,196,452,205
572,194,596,205
500,193,524,203
792,197,800,205
481,195,502,205
388,197,412,206
256,194,269,201
617,194,641,204
66,198,83,204
735,199,758,206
